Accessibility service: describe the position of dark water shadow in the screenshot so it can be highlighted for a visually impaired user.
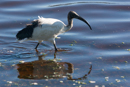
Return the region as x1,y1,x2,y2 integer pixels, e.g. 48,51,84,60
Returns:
17,50,92,80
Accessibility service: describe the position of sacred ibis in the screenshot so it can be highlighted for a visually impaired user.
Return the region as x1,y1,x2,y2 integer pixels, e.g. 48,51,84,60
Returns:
16,11,92,51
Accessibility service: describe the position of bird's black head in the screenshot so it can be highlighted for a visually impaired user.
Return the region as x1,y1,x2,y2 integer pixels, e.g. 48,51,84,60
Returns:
68,11,79,19
68,11,92,30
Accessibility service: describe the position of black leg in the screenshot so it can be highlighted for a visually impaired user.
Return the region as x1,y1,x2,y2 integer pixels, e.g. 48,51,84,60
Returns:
53,43,58,51
35,43,40,49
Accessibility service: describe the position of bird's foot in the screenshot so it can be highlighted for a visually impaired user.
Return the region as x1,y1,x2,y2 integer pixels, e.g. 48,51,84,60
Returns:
35,49,40,54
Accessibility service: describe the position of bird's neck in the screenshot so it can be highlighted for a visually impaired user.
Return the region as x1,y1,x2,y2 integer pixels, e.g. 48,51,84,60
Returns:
65,19,73,32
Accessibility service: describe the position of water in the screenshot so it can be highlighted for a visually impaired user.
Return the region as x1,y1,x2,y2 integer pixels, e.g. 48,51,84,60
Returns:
0,0,130,87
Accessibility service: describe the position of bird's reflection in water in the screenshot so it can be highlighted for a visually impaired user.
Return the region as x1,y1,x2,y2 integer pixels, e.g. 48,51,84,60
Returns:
17,50,92,80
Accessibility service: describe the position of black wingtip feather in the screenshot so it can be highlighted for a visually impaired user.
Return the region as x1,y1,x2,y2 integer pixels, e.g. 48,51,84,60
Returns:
16,20,38,40
16,25,34,40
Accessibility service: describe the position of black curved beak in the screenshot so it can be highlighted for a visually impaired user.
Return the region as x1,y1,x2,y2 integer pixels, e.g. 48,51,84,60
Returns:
76,16,92,30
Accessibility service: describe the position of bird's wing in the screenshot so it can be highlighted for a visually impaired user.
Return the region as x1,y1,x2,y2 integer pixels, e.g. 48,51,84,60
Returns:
31,18,65,41
16,20,39,40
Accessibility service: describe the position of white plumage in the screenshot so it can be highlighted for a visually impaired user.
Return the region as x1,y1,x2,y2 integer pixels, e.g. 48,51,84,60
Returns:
16,11,92,51
31,16,67,42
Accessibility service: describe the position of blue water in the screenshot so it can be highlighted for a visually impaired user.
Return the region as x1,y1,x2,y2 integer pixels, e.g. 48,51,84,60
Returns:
0,0,130,87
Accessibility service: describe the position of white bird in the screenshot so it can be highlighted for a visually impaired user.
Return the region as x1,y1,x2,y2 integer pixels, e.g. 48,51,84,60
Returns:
16,11,92,51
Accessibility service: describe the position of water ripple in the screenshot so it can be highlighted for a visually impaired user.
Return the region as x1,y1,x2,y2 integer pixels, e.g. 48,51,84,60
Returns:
0,0,130,87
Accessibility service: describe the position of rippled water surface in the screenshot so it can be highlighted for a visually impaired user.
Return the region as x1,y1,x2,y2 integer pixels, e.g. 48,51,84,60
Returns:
0,0,130,87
